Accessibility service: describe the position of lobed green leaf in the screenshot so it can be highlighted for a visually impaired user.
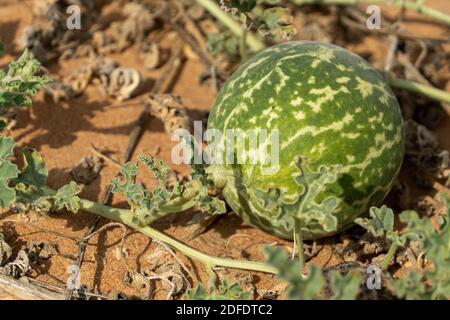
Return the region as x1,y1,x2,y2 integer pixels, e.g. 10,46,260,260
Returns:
264,246,324,299
291,157,342,232
184,279,251,300
0,137,19,207
329,270,362,300
54,181,81,213
110,162,151,212
15,148,48,188
0,46,51,114
392,196,450,299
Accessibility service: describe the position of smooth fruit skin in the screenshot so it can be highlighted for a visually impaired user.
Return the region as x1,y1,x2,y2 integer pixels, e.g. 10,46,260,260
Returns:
207,41,405,240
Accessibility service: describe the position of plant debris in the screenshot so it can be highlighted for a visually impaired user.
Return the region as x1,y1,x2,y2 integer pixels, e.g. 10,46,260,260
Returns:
45,57,144,102
1,0,449,301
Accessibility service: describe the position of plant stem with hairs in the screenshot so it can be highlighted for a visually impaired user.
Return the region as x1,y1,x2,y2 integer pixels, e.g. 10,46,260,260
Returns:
295,219,305,272
77,197,278,274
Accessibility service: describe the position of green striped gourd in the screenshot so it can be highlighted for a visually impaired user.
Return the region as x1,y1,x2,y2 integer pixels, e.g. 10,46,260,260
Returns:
206,41,405,240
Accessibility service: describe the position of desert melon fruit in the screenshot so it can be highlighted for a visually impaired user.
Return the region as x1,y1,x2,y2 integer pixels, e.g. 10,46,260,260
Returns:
206,41,405,240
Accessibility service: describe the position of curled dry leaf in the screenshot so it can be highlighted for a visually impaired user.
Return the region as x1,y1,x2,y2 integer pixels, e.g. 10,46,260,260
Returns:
146,94,191,135
123,271,154,299
46,57,143,102
70,156,104,185
0,250,31,278
44,81,75,103
25,241,58,264
45,59,102,103
103,68,142,101
91,31,115,54
0,234,12,266
92,2,165,54
65,64,95,95
94,58,118,80
115,2,157,48
257,281,288,300
19,0,99,63
337,232,390,264
125,242,191,300
0,234,33,278
139,43,162,70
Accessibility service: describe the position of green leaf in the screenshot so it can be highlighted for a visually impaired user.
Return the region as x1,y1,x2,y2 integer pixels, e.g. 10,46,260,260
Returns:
110,162,151,211
392,269,428,299
0,137,82,215
392,200,450,300
137,155,170,186
176,135,226,216
184,279,251,300
355,205,410,246
183,135,210,183
355,205,394,237
184,282,208,299
255,187,284,211
329,270,362,300
137,154,173,207
0,136,16,159
9,147,53,213
264,246,324,299
0,137,19,207
196,194,227,215
0,48,51,113
254,158,341,234
290,157,341,232
54,181,81,213
257,7,294,35
111,155,214,224
399,210,435,243
15,148,48,188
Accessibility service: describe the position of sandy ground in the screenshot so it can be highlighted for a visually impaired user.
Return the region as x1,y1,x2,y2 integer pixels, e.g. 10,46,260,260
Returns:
0,0,449,299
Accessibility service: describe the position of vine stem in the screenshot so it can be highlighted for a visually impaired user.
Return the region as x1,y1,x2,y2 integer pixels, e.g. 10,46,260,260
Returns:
294,219,305,272
78,198,278,274
239,29,249,61
198,0,450,105
381,242,398,270
205,264,219,289
291,0,450,26
194,0,265,52
387,76,450,104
